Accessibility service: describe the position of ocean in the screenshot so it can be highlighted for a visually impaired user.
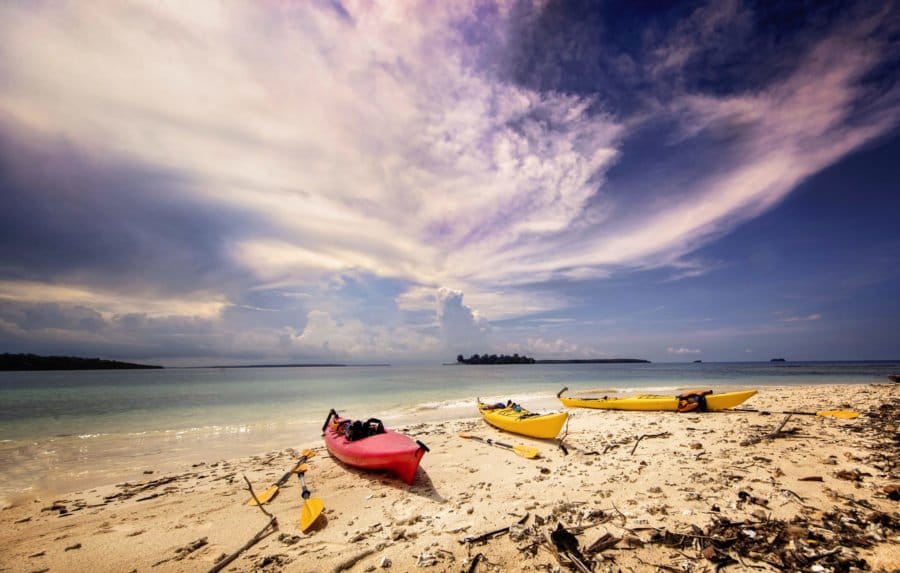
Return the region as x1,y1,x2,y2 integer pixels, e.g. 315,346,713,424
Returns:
0,361,896,502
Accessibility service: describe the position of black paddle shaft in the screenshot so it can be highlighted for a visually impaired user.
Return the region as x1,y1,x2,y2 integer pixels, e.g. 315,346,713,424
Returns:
298,471,311,500
321,409,339,432
275,455,309,487
489,438,515,449
733,408,817,416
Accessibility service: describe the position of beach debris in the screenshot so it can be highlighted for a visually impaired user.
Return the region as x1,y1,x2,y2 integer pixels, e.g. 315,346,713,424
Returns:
207,477,278,573
255,553,290,569
104,474,182,503
332,548,376,573
834,468,872,482
550,523,591,573
460,513,529,545
740,414,798,446
629,432,670,455
175,537,207,559
463,553,483,573
415,551,438,567
378,555,392,568
64,542,81,551
278,532,301,545
645,504,899,571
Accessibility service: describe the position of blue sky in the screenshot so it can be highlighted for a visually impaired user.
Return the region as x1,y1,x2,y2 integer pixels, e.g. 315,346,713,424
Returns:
0,0,898,366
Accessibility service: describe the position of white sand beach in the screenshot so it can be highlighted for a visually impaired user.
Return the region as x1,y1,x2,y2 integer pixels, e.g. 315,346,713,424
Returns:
1,384,897,572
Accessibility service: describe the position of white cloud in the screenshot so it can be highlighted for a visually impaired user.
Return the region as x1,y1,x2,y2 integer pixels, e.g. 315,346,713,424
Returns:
522,337,585,357
292,310,441,360
436,287,488,352
668,346,701,354
778,313,822,323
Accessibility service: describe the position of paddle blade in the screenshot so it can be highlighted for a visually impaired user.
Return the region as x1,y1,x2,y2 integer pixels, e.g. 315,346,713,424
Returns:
513,445,540,459
246,484,278,505
817,410,859,419
458,432,473,439
300,498,324,532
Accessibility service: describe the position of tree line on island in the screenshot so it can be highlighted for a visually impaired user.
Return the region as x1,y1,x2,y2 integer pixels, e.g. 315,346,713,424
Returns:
457,353,536,364
0,353,162,371
456,354,649,365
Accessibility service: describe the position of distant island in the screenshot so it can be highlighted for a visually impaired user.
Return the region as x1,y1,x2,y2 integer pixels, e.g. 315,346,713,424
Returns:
0,353,162,371
455,354,649,365
203,363,390,368
770,358,787,362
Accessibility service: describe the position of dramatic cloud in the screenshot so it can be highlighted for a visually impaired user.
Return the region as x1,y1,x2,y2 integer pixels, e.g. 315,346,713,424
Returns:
0,0,898,363
436,288,488,354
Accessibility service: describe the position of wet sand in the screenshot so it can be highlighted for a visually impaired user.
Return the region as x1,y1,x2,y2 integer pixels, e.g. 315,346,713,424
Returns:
1,384,897,572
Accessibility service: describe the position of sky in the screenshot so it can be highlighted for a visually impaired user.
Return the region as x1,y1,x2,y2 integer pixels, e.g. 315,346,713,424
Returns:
0,0,898,366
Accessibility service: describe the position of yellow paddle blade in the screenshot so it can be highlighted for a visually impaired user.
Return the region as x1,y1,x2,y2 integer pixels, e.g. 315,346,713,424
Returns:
300,497,324,532
294,463,309,473
459,432,473,438
512,445,540,459
246,450,316,505
247,484,279,506
817,410,859,419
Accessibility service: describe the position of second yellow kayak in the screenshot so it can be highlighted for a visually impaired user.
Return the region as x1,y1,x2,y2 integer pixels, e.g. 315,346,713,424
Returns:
477,400,568,439
559,389,758,411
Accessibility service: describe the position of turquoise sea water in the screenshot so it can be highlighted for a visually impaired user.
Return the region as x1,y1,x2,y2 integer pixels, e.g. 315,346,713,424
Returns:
0,361,896,501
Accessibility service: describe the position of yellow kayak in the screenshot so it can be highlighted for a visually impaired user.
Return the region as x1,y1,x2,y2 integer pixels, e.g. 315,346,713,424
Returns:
559,389,757,412
477,400,568,439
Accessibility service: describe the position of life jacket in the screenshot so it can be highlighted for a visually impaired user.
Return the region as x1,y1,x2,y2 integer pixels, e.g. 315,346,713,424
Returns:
677,390,713,413
342,418,385,441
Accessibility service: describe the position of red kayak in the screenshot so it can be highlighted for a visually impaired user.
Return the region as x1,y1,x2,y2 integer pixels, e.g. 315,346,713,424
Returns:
322,410,428,485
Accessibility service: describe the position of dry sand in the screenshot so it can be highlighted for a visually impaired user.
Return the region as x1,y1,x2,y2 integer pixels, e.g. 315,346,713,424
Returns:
1,384,897,572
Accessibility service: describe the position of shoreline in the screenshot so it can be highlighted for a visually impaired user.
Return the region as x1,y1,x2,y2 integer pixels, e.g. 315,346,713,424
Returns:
1,383,778,503
1,383,897,572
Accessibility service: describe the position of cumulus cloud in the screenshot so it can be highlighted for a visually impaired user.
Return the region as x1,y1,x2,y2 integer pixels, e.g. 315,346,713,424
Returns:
436,287,488,353
668,346,701,354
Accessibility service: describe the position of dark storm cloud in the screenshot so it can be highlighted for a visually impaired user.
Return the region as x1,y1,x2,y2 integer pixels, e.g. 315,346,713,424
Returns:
0,119,258,295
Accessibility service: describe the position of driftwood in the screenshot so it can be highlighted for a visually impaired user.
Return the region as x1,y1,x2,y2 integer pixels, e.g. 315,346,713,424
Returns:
741,414,794,446
207,476,278,573
331,548,376,572
630,432,670,455
460,513,530,544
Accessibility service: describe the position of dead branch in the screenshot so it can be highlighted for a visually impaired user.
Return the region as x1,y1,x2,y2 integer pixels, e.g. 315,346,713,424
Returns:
206,476,279,573
741,414,794,446
332,548,376,572
630,432,670,455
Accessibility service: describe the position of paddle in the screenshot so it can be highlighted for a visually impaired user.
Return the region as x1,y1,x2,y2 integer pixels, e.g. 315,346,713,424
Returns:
459,432,540,459
731,408,859,419
297,463,324,532
246,448,316,506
